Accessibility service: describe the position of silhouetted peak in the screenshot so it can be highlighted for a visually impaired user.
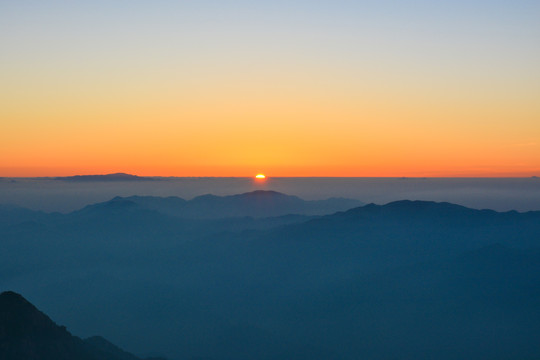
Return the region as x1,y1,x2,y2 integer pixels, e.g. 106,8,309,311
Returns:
191,191,299,203
362,203,378,208
85,197,138,211
72,197,145,218
0,290,67,339
229,191,304,204
124,195,186,202
343,200,471,216
0,291,144,360
385,199,466,210
0,291,29,307
0,291,39,315
326,200,505,228
191,194,221,202
237,190,288,197
107,197,138,207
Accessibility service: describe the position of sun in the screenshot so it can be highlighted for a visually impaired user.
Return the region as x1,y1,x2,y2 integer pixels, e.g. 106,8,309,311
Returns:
255,174,266,179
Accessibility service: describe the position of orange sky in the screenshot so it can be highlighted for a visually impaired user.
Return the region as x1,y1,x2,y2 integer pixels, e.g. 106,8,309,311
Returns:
1,1,539,177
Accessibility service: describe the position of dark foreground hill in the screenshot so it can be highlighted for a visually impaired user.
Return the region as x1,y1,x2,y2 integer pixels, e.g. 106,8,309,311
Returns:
0,291,149,360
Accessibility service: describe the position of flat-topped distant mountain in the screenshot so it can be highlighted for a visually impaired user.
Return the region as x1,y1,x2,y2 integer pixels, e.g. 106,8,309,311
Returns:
0,291,156,360
79,190,364,218
54,173,154,181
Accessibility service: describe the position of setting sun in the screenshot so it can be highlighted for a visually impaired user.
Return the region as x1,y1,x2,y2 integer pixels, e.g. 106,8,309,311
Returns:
255,174,266,179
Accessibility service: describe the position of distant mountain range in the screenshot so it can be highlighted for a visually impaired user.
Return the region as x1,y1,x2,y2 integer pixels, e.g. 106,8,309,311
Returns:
0,190,363,222
78,190,364,218
1,195,540,359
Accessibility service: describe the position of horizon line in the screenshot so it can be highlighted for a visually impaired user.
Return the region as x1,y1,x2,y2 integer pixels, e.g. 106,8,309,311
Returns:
2,173,538,179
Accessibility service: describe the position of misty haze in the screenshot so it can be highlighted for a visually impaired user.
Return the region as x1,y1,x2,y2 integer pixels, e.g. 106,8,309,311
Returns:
2,176,540,359
1,176,539,213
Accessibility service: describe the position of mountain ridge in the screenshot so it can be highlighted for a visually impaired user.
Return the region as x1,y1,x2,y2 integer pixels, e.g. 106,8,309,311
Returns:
76,190,364,219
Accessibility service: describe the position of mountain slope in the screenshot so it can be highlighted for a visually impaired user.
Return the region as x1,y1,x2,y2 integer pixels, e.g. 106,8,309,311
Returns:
0,291,144,360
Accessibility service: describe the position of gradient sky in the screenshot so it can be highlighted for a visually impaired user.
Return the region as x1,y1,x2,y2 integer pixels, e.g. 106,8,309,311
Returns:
1,0,539,177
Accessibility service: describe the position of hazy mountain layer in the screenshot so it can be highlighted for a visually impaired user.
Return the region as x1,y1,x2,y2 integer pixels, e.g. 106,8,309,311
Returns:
78,190,364,218
1,195,540,359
